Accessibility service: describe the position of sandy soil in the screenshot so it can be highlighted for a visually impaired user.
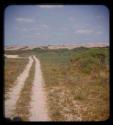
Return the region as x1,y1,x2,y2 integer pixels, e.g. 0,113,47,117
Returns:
5,56,33,118
5,55,19,58
5,55,50,121
29,56,50,121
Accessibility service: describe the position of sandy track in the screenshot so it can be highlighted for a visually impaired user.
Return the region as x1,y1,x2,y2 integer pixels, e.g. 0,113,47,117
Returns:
29,56,50,121
5,56,33,118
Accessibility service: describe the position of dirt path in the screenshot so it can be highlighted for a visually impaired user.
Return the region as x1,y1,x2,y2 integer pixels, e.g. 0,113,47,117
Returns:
29,56,50,121
5,56,33,118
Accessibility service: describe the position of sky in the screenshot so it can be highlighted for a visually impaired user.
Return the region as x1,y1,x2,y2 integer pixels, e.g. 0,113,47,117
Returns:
4,5,109,46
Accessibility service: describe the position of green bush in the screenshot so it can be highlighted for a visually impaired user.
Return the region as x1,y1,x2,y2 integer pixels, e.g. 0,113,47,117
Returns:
69,47,109,74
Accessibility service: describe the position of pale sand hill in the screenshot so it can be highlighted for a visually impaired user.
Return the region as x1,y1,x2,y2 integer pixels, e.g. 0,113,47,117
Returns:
5,43,108,51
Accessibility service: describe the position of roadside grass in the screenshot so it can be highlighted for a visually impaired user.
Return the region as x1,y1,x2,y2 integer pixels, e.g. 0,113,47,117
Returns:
5,57,28,100
13,59,35,121
35,47,109,121
4,47,109,121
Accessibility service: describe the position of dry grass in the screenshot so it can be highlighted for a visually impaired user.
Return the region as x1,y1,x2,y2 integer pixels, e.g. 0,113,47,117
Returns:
4,47,109,121
5,57,28,100
39,47,109,121
13,60,35,121
42,65,109,121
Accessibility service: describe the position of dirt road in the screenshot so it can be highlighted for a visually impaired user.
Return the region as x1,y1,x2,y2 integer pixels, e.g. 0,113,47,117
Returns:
29,56,50,121
5,55,50,121
5,56,33,118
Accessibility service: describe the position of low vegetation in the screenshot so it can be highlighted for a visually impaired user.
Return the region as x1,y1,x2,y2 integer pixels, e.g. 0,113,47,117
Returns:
35,47,109,121
14,60,35,121
5,57,28,100
5,47,109,121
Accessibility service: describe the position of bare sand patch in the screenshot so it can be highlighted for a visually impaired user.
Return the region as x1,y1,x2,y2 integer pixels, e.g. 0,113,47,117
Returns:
5,55,19,58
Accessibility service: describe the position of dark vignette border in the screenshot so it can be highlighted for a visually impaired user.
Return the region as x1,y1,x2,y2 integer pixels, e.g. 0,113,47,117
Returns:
0,0,112,124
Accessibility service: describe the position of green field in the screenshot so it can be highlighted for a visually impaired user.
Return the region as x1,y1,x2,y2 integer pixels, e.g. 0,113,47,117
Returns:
5,47,109,121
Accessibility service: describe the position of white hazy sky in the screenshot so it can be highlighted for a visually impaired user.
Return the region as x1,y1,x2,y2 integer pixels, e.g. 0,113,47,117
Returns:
4,5,109,46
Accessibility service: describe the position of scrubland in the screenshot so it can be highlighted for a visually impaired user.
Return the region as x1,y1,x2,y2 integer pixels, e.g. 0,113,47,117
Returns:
35,47,109,121
5,47,109,121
